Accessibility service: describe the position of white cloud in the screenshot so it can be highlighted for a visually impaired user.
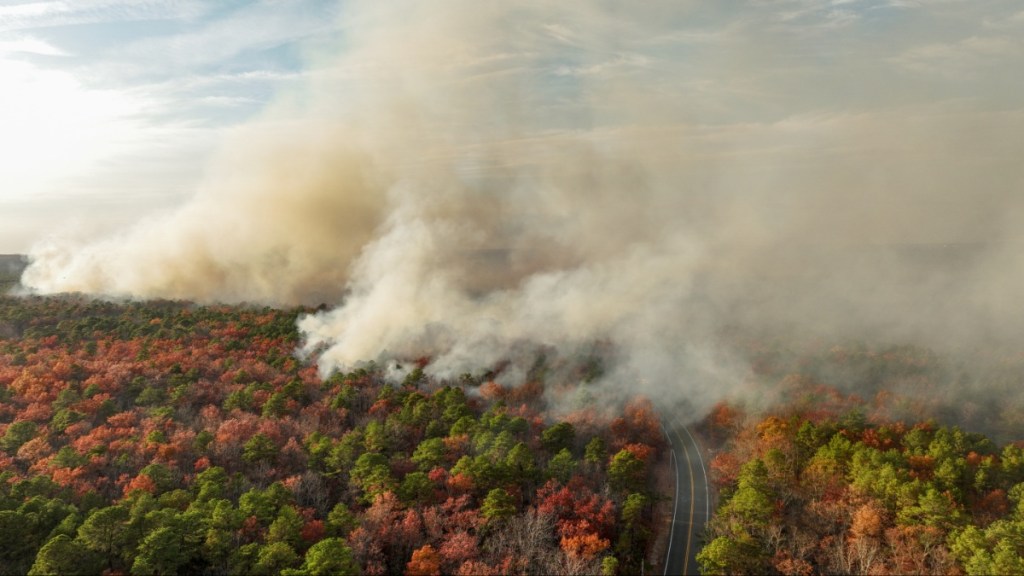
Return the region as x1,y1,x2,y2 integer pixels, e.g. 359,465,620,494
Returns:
0,59,141,194
0,1,208,31
893,35,1021,75
0,55,218,250
0,1,342,251
123,5,337,71
0,34,68,56
554,53,650,78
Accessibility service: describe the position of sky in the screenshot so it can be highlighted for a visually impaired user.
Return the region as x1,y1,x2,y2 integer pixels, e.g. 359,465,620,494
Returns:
1,0,1021,255
1,1,1021,254
0,0,341,252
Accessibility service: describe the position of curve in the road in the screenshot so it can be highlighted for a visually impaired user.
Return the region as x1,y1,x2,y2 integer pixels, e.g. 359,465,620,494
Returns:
662,414,711,576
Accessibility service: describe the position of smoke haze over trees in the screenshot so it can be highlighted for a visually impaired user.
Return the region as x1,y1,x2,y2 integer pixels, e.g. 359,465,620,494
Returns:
18,1,1024,414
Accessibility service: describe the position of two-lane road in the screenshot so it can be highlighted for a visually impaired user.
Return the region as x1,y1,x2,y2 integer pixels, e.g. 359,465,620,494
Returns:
662,413,711,576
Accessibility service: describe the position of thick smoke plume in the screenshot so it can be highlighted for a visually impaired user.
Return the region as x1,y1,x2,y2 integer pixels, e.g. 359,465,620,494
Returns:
22,1,1024,414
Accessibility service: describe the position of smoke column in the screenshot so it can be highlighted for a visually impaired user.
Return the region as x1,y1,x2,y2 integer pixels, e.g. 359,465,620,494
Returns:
22,1,1024,412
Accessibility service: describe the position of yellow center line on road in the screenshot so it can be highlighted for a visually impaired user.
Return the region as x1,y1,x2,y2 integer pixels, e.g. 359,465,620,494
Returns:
678,426,696,576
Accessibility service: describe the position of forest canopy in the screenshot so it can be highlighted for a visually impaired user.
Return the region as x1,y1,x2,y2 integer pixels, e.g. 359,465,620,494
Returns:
0,294,666,575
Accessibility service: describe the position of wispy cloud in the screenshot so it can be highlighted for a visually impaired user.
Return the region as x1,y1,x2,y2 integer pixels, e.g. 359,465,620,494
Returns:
0,0,209,32
0,34,68,56
121,3,339,71
892,35,1022,76
554,53,650,78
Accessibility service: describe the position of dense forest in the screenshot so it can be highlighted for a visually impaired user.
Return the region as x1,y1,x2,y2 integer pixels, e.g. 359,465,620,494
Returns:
7,256,1024,575
697,343,1024,575
0,292,666,575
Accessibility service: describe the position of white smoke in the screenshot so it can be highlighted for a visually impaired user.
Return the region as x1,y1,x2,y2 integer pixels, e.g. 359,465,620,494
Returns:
22,0,1024,413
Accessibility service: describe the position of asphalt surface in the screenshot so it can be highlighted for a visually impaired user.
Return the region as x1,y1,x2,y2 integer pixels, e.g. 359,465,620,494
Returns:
662,414,711,576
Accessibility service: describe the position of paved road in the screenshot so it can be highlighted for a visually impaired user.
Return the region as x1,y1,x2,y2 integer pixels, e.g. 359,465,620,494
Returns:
662,413,711,576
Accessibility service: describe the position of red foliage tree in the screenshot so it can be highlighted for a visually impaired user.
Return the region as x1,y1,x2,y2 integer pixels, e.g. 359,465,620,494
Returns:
560,530,610,559
439,531,478,569
123,473,157,497
301,519,326,543
406,544,442,576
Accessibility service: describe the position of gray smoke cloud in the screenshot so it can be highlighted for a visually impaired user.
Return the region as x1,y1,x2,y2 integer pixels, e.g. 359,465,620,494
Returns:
22,119,387,304
22,1,1024,414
